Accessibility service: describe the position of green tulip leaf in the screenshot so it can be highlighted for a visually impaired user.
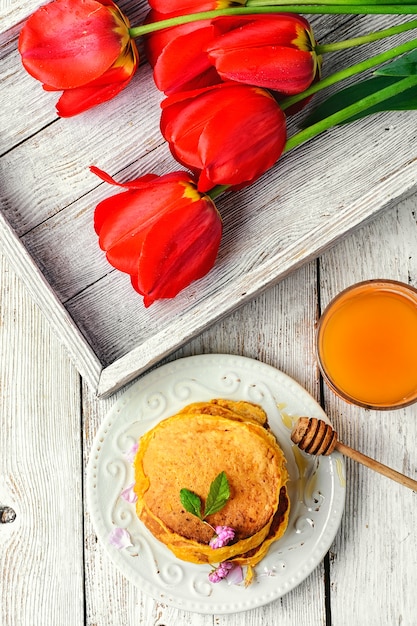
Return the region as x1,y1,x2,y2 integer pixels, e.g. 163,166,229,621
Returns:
375,49,417,77
302,75,417,127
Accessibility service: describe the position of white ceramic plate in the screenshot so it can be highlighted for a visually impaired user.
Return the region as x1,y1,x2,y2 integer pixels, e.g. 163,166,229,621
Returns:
87,354,346,614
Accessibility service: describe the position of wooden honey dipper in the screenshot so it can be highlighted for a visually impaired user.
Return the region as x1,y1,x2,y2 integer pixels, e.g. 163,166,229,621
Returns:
291,417,417,492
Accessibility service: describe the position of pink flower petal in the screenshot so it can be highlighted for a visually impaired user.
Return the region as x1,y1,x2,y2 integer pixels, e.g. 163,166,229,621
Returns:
209,525,235,548
226,564,244,585
121,482,138,503
125,441,139,463
108,527,132,549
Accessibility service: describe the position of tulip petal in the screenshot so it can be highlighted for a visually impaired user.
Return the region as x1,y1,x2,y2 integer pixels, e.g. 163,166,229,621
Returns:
148,0,225,13
92,166,190,192
144,9,213,65
198,97,286,190
97,178,193,247
105,231,146,275
96,188,159,248
211,14,313,49
56,74,130,117
135,193,222,306
92,170,221,306
56,42,138,117
151,24,221,95
161,83,287,191
91,166,158,193
160,85,224,170
209,45,316,94
207,14,317,94
18,0,127,89
94,172,203,275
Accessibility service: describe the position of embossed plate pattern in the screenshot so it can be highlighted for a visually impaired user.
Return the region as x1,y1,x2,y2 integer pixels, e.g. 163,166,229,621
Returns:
87,354,346,614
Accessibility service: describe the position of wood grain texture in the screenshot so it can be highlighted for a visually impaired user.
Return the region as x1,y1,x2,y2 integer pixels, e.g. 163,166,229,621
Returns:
0,248,84,625
319,195,417,626
1,4,417,622
82,262,329,626
1,7,416,395
0,206,103,391
2,187,417,625
80,198,417,625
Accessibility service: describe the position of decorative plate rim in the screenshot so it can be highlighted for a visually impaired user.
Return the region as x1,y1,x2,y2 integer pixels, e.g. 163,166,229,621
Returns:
86,354,346,614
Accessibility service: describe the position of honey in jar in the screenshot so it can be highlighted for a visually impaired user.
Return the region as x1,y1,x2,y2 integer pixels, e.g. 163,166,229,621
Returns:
317,280,417,409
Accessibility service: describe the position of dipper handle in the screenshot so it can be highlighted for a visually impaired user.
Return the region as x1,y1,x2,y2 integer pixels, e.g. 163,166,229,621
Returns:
291,417,417,492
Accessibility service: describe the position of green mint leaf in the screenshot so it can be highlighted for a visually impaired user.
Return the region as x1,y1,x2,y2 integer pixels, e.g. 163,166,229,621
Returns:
203,471,230,518
180,488,202,519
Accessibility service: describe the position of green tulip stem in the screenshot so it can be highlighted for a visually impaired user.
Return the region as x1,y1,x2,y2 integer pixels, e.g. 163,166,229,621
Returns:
128,4,417,204
129,6,417,37
284,73,417,152
247,0,417,5
208,185,231,200
207,71,417,201
280,37,417,110
316,19,417,55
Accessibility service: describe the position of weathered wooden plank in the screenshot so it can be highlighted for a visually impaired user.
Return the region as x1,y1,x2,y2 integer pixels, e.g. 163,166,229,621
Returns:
0,204,103,390
95,134,417,395
318,194,417,626
1,6,417,397
0,0,44,40
83,261,330,624
0,14,408,230
0,247,84,626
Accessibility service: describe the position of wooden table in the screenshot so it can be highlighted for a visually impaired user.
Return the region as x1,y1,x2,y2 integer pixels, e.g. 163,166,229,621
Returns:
1,190,417,625
2,2,417,622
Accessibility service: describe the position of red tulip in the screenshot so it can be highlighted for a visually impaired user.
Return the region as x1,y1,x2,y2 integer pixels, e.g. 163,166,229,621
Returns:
91,167,223,307
147,0,244,14
207,14,320,95
145,10,221,95
18,0,138,117
160,82,287,192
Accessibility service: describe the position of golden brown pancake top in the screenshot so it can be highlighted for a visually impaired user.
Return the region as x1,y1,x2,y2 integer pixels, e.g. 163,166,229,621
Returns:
134,409,287,544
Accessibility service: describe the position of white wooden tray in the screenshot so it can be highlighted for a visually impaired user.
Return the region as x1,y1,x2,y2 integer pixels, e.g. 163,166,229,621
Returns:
1,2,416,396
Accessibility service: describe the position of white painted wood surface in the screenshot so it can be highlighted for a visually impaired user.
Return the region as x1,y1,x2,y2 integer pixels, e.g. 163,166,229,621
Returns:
1,3,417,623
1,192,417,625
1,5,417,395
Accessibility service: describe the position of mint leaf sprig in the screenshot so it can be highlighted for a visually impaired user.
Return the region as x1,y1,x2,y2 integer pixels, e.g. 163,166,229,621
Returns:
180,471,230,520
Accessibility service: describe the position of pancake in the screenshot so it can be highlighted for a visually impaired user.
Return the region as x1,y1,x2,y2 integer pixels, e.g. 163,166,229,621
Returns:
133,399,290,569
137,499,277,564
230,486,290,567
177,398,268,426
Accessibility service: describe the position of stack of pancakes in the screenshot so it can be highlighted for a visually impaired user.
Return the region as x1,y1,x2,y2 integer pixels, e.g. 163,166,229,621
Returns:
133,399,290,570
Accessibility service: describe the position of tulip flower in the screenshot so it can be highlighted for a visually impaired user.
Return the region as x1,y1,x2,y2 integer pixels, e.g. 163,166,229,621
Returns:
18,0,138,117
145,11,222,95
147,0,246,15
144,12,318,97
160,82,287,192
206,13,320,95
91,167,223,307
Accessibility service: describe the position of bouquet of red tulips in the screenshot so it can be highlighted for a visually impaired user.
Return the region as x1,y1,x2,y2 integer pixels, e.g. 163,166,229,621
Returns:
18,0,417,306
